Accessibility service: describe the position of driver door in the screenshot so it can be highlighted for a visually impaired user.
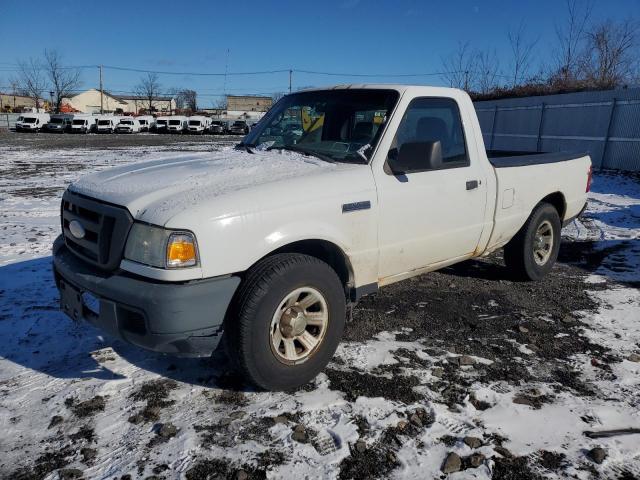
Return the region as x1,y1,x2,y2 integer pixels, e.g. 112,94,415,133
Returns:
375,97,488,281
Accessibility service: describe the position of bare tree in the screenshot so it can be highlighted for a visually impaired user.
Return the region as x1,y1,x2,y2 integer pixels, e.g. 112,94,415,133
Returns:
43,49,82,113
13,57,47,110
553,0,593,83
176,89,197,112
440,42,477,91
476,49,501,94
212,97,227,110
272,91,286,103
582,19,638,88
508,22,539,87
134,73,162,112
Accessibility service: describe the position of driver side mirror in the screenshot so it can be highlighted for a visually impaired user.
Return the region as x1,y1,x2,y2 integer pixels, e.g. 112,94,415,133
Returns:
387,141,443,175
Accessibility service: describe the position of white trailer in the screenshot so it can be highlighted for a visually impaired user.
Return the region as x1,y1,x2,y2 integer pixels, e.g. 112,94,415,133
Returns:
15,113,50,132
167,116,188,133
187,116,212,134
70,115,98,134
115,117,141,134
136,115,155,132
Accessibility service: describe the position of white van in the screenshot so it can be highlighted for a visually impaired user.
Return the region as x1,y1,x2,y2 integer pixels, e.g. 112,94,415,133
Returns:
45,114,75,133
187,116,212,134
96,116,122,133
15,113,50,132
70,115,97,134
154,116,171,133
136,115,155,132
115,117,141,134
167,116,188,133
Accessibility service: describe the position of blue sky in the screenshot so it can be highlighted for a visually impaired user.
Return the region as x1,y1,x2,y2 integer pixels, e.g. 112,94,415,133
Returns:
1,0,638,107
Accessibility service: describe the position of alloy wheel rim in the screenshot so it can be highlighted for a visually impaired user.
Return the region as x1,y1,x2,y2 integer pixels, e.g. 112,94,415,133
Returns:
533,220,554,266
269,287,328,365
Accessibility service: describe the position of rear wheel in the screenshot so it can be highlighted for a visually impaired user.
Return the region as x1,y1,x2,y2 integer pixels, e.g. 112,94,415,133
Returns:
224,253,346,391
504,202,561,280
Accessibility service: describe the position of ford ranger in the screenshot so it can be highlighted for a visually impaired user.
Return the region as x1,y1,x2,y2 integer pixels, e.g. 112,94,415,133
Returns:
53,85,591,391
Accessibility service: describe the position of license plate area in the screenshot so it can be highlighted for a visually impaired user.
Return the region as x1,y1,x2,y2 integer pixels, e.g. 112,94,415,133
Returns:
60,280,83,321
82,291,100,316
59,280,100,320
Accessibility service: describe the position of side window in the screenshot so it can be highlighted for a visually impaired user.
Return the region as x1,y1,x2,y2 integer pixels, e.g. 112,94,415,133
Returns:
393,97,469,171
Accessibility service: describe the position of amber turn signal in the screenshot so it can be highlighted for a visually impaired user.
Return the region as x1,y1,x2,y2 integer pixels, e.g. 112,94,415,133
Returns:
166,233,198,268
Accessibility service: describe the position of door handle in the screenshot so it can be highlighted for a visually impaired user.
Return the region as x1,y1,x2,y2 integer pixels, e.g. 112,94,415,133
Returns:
466,180,479,190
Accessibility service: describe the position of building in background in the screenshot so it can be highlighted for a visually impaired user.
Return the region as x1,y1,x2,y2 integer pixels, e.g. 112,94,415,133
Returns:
226,95,273,120
115,95,176,115
0,92,46,112
62,89,176,114
63,89,126,114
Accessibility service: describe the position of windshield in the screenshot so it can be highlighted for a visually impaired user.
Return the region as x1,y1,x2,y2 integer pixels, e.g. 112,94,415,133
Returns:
243,89,399,163
233,121,245,126
157,120,167,125
72,120,85,125
189,120,201,126
23,117,37,123
120,120,133,125
169,120,181,125
98,120,111,125
50,118,64,124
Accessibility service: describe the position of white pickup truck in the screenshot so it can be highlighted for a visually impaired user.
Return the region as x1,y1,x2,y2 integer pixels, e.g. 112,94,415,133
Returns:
53,85,591,390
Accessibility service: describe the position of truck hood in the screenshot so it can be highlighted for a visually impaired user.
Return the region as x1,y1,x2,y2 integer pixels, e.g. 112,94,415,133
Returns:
69,147,339,224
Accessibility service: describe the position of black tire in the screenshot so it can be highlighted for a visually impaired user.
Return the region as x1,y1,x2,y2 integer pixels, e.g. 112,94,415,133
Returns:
504,202,561,281
224,253,346,391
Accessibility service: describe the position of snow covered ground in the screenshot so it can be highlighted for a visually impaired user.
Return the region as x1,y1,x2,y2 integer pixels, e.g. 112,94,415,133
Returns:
0,139,639,479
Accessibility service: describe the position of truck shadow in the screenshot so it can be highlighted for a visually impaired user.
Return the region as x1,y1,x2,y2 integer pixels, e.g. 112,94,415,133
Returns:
441,238,639,289
0,256,248,391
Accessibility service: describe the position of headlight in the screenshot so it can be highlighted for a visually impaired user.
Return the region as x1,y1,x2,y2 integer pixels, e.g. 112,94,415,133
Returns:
124,223,198,269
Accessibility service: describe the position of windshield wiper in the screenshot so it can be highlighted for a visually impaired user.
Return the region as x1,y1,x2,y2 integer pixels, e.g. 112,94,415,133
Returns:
267,145,335,163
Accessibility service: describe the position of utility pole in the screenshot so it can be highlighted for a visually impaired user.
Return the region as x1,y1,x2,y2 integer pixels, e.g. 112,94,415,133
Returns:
289,69,292,94
99,65,104,114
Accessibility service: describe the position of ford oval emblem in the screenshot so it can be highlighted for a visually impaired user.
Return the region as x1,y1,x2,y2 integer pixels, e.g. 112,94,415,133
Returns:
69,220,86,239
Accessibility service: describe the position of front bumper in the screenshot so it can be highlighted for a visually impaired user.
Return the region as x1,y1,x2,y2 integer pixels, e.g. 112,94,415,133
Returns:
52,236,240,357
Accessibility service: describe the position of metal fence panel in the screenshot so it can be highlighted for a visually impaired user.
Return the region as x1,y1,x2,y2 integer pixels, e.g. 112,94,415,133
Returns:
474,87,640,172
0,113,20,130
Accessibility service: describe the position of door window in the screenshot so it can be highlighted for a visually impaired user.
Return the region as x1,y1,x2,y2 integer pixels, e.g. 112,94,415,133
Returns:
393,97,469,170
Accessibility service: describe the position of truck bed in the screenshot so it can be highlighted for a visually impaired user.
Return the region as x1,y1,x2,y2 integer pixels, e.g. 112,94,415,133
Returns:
487,151,588,168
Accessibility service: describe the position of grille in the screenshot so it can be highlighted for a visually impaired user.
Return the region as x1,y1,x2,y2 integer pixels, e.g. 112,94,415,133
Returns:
61,191,133,271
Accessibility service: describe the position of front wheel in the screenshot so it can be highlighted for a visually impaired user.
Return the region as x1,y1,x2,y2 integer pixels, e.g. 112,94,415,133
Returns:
504,202,561,281
224,253,346,391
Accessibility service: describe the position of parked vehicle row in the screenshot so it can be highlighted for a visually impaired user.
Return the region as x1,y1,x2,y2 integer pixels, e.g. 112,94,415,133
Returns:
14,113,255,135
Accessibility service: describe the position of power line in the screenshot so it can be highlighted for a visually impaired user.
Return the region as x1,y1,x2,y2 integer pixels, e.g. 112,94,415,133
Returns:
294,69,458,78
0,62,470,78
101,64,289,76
